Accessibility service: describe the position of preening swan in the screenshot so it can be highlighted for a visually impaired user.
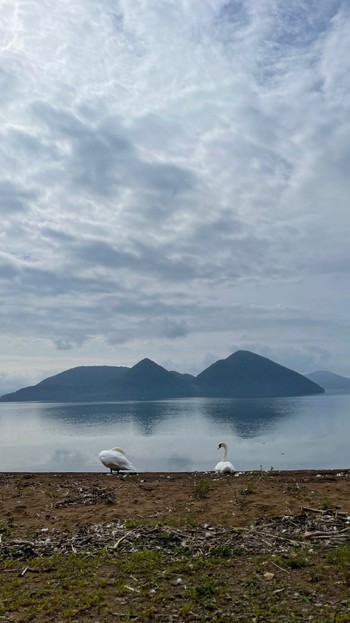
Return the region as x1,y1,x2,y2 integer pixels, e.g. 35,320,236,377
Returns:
214,442,235,473
99,447,136,474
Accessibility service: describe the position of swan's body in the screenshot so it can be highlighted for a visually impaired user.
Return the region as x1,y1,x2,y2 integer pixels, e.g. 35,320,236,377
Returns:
99,447,136,474
214,442,235,473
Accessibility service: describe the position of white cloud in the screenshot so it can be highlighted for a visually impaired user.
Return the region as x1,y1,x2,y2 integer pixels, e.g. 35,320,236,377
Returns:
0,0,350,385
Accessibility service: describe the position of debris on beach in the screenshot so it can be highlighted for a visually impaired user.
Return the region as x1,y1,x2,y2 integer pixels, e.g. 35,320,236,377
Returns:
1,507,349,560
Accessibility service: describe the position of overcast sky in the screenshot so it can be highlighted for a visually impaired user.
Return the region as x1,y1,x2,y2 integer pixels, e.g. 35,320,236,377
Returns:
1,0,350,394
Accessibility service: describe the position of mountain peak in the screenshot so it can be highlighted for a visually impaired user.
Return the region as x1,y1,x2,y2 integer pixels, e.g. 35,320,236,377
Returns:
226,350,259,360
131,358,164,370
196,350,324,398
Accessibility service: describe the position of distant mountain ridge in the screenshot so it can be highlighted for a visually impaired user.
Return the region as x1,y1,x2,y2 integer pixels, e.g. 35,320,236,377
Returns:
305,370,350,393
3,365,128,403
0,350,324,403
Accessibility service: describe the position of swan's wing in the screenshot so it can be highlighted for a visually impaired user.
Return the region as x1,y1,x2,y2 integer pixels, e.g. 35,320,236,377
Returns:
115,453,136,470
99,450,136,471
214,461,224,472
223,461,235,473
215,461,235,473
99,450,117,468
99,450,124,468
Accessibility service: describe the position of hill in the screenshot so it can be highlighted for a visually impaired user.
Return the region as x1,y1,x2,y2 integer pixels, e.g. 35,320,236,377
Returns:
196,350,324,398
106,358,196,400
306,370,350,393
0,350,324,402
0,366,128,403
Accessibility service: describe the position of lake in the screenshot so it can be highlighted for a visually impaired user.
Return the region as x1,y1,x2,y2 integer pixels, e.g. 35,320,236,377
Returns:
0,394,349,472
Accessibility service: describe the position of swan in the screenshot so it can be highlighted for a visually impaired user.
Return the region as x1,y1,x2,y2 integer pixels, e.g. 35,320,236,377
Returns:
214,442,235,473
99,447,136,474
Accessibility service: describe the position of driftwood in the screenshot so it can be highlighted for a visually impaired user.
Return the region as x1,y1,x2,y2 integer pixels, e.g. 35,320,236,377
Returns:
0,507,349,561
301,506,349,516
52,485,115,508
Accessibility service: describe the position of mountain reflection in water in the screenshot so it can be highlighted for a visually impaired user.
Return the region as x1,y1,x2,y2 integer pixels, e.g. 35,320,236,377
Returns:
0,395,349,472
34,397,294,439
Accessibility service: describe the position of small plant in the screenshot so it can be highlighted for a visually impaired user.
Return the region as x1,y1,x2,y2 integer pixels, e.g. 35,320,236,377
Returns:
327,545,350,568
327,544,350,584
286,480,301,494
210,545,233,558
193,478,210,499
179,600,196,616
259,464,266,477
192,582,216,599
320,497,334,510
102,492,115,505
332,614,350,623
240,479,256,495
124,519,141,529
0,523,11,537
284,556,309,569
241,575,259,588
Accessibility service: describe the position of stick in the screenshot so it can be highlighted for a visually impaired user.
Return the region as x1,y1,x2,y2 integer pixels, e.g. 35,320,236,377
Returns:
113,530,135,549
124,585,140,593
301,506,328,514
270,561,289,573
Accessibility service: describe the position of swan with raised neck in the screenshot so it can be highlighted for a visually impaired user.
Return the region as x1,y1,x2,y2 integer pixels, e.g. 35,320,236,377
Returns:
214,442,235,474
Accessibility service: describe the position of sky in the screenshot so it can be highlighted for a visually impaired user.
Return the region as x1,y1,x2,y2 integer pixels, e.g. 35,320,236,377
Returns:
1,0,350,395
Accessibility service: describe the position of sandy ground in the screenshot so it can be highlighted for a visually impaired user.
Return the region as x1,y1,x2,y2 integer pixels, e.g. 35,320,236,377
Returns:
1,469,349,538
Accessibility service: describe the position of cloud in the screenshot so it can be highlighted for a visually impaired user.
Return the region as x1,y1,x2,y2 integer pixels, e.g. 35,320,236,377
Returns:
0,0,350,382
0,180,35,213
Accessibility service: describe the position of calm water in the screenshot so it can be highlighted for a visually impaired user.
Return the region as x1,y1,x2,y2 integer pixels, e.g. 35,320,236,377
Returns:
0,394,349,472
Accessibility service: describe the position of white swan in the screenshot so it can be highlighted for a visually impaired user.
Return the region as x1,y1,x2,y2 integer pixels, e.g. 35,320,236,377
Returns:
214,442,235,473
99,447,136,474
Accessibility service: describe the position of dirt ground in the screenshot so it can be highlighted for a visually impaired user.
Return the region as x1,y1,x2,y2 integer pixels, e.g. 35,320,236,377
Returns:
1,470,349,623
0,469,349,537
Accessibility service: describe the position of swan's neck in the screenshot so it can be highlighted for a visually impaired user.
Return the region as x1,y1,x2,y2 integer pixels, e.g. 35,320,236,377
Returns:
222,444,228,461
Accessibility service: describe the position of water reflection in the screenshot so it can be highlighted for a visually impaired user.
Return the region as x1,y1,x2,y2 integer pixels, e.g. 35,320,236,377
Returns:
36,401,168,436
35,397,294,439
0,394,349,472
36,449,87,472
202,397,296,438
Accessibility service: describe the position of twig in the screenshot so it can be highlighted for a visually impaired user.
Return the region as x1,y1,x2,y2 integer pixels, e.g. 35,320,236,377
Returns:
301,506,328,514
273,587,286,594
308,534,348,541
113,530,135,549
18,566,56,576
270,561,289,573
124,584,140,593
